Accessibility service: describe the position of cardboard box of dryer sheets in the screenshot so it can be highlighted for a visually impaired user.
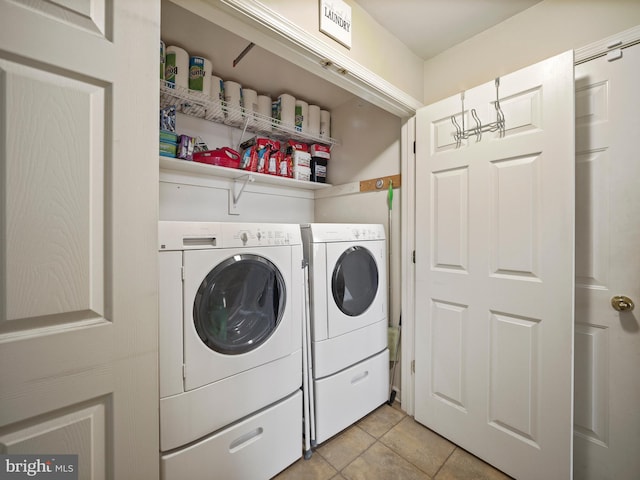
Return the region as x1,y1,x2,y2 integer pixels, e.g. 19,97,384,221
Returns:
286,141,311,181
310,144,330,159
292,151,311,181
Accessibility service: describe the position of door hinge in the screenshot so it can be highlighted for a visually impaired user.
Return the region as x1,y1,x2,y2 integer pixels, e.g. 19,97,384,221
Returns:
413,141,416,154
412,250,416,264
182,364,187,380
181,266,185,281
411,359,415,374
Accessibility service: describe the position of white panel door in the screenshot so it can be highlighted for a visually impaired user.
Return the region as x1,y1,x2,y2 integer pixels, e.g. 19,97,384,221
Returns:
573,42,640,480
414,51,575,480
0,1,160,478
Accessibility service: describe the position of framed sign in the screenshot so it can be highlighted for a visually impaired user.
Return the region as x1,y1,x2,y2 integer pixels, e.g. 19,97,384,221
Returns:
319,0,352,49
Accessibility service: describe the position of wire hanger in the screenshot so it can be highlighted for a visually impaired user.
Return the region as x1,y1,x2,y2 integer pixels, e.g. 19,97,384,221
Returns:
451,78,506,148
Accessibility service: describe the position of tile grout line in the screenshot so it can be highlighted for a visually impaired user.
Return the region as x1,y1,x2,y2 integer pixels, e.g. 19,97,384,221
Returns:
431,446,457,479
313,405,410,478
337,436,381,477
375,417,437,479
335,409,405,476
362,411,438,479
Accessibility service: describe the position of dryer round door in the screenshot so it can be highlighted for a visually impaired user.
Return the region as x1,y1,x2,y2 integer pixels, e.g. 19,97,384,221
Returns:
325,239,386,339
332,246,379,316
193,253,286,355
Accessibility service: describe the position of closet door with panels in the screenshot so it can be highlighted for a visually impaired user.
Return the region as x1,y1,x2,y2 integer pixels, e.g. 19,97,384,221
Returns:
414,51,575,480
0,1,160,478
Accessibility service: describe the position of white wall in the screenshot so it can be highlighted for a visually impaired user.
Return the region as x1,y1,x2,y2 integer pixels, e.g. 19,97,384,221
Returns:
259,0,425,103
423,0,640,104
329,97,402,185
159,178,315,222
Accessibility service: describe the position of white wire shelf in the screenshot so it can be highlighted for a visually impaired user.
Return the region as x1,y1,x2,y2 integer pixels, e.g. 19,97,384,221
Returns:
160,81,339,147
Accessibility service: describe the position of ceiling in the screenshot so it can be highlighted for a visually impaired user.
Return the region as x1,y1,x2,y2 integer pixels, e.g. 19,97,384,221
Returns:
356,0,542,60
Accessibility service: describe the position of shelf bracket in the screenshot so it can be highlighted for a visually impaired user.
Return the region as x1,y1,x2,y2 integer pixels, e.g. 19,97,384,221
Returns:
229,174,255,215
233,42,255,67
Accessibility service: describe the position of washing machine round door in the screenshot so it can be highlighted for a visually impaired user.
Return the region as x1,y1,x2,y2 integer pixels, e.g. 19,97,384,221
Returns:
193,254,286,355
332,246,379,317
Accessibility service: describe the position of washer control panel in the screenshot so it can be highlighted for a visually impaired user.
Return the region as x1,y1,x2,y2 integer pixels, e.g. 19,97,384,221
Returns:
159,221,301,250
233,228,293,246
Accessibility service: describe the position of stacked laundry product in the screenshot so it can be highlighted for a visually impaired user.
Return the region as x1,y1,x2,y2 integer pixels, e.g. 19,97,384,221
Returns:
159,40,332,180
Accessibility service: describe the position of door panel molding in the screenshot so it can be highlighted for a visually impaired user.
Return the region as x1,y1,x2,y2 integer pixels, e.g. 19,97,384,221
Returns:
414,51,575,480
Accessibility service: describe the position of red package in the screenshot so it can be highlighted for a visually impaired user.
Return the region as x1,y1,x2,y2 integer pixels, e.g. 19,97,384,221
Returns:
280,152,293,178
244,138,280,174
240,148,256,171
193,147,241,168
256,147,267,174
267,150,283,176
286,140,309,152
241,138,271,172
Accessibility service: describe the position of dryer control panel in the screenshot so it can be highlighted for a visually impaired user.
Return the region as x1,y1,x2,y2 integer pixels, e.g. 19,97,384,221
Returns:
349,225,385,241
301,223,385,243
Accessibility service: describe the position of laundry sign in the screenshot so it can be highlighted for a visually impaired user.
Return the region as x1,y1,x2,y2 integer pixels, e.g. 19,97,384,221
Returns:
319,0,352,48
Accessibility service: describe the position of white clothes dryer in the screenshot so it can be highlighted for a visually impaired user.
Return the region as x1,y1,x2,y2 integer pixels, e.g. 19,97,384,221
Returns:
158,221,302,480
301,223,389,444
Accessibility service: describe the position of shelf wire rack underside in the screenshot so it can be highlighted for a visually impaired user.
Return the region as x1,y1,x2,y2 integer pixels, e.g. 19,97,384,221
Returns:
160,81,339,147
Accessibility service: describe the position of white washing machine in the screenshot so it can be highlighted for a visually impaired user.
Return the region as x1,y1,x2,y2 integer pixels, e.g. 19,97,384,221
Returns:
301,223,389,444
158,221,303,480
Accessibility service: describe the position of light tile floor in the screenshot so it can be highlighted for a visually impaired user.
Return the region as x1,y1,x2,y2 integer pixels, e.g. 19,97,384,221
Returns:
274,402,513,480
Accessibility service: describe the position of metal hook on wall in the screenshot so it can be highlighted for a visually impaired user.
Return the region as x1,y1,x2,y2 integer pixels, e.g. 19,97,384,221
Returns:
233,42,255,67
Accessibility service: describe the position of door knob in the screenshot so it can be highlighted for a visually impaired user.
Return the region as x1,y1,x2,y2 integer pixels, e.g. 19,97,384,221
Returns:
611,295,635,312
